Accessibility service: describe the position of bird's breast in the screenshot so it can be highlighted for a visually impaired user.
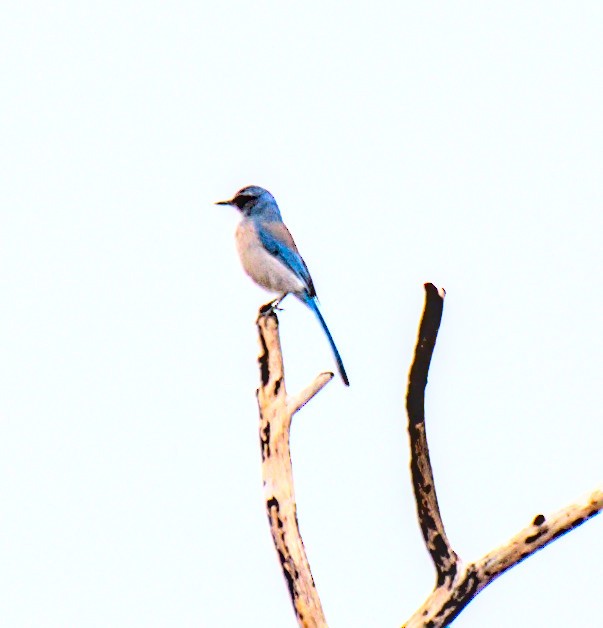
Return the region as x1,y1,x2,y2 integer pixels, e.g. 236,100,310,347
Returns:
235,220,305,295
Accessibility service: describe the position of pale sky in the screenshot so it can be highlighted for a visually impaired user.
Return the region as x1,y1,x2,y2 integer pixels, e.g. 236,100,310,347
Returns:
1,2,602,627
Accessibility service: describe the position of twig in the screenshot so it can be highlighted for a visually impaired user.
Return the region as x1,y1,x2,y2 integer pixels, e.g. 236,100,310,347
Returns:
256,308,332,628
402,284,602,627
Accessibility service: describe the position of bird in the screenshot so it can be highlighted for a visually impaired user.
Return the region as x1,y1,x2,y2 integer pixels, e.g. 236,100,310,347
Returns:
216,185,349,386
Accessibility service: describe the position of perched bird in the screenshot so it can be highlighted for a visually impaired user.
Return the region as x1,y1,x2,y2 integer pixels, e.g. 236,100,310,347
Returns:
216,185,349,386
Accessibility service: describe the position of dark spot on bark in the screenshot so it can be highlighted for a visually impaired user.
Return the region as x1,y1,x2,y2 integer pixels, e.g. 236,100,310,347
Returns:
260,421,271,461
419,512,436,542
433,533,448,556
551,518,585,542
266,497,284,529
525,530,544,544
274,377,282,396
277,549,296,599
258,331,270,386
533,514,545,526
436,569,480,624
259,302,273,315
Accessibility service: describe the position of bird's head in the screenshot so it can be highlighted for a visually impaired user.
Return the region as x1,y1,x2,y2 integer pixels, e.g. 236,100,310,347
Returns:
215,185,281,219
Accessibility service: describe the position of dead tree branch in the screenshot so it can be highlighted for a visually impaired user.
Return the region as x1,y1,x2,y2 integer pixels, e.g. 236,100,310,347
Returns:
249,286,600,627
256,308,332,628
403,284,602,627
406,284,458,587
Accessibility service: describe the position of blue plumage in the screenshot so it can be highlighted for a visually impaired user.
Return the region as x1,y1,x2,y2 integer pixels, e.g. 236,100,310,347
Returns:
256,222,316,298
216,185,349,386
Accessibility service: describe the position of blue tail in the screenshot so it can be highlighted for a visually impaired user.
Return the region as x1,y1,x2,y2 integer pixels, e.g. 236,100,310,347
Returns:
303,296,349,386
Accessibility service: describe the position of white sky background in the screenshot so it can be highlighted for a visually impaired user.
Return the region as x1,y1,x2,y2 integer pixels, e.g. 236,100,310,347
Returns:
1,2,602,626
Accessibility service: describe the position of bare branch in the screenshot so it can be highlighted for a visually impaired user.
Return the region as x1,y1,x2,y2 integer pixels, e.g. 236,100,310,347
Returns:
406,283,458,585
473,487,603,587
402,284,602,627
404,488,603,627
256,309,330,628
249,286,600,628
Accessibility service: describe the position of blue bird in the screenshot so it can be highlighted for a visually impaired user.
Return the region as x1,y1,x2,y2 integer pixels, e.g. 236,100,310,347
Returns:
216,185,349,386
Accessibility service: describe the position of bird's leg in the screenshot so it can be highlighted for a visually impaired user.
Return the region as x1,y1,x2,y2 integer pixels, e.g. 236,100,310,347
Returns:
260,294,288,315
272,294,288,310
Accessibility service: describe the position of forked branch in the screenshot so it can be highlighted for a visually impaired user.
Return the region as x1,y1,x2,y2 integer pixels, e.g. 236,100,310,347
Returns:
251,287,601,628
256,308,332,628
403,284,602,627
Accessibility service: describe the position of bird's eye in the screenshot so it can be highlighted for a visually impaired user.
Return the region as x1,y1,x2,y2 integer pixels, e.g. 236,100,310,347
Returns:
233,194,253,207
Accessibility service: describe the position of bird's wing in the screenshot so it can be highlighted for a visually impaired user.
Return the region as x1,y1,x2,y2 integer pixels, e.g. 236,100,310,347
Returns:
256,221,317,297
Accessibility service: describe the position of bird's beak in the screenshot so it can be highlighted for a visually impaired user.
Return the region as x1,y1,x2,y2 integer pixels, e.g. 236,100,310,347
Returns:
215,199,232,206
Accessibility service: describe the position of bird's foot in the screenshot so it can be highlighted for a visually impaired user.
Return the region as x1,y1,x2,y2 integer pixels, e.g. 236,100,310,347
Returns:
260,298,285,315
